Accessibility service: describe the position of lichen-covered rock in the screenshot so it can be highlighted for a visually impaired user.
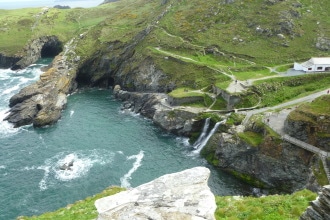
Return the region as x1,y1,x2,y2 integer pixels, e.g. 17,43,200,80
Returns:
4,40,79,127
95,167,216,220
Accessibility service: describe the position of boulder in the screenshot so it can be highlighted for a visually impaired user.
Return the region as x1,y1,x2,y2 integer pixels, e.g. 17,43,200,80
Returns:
95,167,216,220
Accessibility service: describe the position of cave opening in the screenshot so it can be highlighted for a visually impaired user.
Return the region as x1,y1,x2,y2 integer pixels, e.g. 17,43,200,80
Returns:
41,41,63,58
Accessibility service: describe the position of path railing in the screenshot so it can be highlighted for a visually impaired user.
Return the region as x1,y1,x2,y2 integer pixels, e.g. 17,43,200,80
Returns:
282,134,330,182
282,135,330,157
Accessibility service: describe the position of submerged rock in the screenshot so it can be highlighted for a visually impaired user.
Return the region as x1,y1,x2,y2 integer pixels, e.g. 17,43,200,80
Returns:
95,167,216,220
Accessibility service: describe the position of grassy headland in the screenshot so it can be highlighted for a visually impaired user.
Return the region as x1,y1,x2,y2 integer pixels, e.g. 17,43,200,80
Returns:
18,186,316,220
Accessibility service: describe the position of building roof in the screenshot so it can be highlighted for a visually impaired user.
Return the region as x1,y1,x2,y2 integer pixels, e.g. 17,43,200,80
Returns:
300,57,330,67
309,57,330,65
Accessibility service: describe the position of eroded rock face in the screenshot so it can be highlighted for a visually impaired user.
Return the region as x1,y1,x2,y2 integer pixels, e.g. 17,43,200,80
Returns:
0,53,20,69
95,167,216,220
4,40,79,127
11,36,62,70
300,185,330,220
203,123,314,192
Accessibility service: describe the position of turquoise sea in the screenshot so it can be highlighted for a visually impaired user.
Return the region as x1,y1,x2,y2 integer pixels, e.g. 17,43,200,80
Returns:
0,59,251,219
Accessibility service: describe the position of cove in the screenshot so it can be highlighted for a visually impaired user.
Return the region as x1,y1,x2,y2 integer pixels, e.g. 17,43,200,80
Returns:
0,63,250,219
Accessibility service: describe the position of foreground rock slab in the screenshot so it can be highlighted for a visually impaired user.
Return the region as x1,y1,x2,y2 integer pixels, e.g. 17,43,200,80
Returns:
95,167,216,220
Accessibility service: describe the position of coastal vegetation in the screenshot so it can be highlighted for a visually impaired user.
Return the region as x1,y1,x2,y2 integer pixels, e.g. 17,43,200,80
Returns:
18,187,316,220
1,0,329,218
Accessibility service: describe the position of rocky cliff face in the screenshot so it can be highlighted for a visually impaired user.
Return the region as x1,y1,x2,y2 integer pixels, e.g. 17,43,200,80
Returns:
284,96,330,151
114,88,201,136
11,36,62,70
95,167,216,220
4,37,80,127
0,53,20,69
202,121,315,192
300,185,330,220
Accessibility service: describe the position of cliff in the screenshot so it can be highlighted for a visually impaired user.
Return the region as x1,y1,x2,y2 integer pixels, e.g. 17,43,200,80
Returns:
17,167,317,220
1,0,330,193
285,95,330,152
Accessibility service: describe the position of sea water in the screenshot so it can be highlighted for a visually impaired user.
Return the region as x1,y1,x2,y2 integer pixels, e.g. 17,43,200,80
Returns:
0,59,250,219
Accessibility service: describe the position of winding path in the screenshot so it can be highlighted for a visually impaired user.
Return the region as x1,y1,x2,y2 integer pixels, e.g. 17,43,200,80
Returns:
242,89,330,182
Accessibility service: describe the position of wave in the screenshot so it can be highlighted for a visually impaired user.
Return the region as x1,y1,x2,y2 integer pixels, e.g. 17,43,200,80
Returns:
120,150,144,188
70,110,75,117
0,109,22,139
24,150,116,191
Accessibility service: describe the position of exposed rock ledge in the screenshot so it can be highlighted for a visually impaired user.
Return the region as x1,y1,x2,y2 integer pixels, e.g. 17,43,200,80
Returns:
95,167,216,220
4,37,80,127
300,185,330,220
114,88,201,136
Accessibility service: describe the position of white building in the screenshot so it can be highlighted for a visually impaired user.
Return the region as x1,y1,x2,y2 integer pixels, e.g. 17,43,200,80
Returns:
294,57,330,72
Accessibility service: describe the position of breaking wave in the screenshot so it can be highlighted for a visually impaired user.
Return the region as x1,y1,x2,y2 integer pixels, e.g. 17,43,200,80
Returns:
29,150,115,191
120,150,144,188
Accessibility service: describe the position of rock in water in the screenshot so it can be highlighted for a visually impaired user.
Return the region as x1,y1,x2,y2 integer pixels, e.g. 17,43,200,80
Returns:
95,167,216,220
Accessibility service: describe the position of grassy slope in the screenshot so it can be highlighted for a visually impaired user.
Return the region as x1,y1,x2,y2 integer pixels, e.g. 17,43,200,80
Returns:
1,0,329,109
19,186,316,220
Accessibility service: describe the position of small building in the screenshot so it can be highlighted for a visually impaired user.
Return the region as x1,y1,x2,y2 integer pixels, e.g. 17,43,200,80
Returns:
293,57,330,72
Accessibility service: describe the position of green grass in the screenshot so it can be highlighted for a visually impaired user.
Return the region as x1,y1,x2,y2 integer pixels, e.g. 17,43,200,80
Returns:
168,87,204,98
252,74,330,107
312,160,330,186
210,96,227,110
276,64,293,73
231,66,276,81
215,189,317,220
238,131,264,147
18,186,125,220
17,185,317,220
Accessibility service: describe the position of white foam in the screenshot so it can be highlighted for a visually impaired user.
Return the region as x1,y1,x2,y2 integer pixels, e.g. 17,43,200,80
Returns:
0,109,21,138
70,110,75,117
1,85,20,95
0,165,6,169
54,153,94,181
37,150,115,191
176,137,191,147
120,150,144,188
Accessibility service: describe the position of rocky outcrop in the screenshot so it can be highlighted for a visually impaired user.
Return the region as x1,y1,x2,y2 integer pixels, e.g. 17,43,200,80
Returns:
4,37,81,127
95,167,216,220
284,96,330,151
300,185,330,220
0,53,21,69
11,36,62,70
316,37,330,51
115,89,200,135
77,3,173,92
202,121,314,192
